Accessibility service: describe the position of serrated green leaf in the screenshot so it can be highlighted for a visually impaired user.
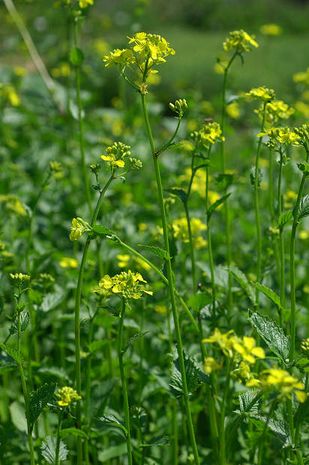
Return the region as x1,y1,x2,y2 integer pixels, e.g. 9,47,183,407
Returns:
137,244,170,260
99,412,127,438
297,194,309,221
9,311,30,335
69,47,84,66
207,193,231,220
238,391,261,415
170,353,209,398
41,436,68,464
229,266,256,305
250,414,291,446
255,282,284,311
165,187,188,203
277,210,293,228
40,286,65,312
249,312,290,362
29,383,56,433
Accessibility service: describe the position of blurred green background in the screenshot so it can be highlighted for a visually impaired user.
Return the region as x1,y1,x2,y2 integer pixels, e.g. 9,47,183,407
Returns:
0,0,308,104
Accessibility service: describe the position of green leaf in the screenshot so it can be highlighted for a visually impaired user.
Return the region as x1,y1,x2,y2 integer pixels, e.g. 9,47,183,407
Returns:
92,225,115,237
238,391,261,415
41,286,65,312
98,443,127,462
69,47,84,66
255,282,284,311
9,311,30,335
277,210,293,229
99,412,127,438
0,343,22,364
207,193,231,220
229,266,256,305
170,353,209,398
250,414,291,446
41,436,68,464
137,244,170,260
187,292,212,312
60,428,88,439
297,194,309,221
9,401,27,432
165,187,188,203
28,383,56,433
249,312,290,362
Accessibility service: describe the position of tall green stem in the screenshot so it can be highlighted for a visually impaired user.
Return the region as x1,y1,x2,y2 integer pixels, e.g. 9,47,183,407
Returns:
54,411,63,465
141,93,200,465
219,357,232,465
74,174,114,465
117,299,133,465
184,201,196,291
254,103,267,304
220,54,237,311
73,19,92,214
289,148,308,360
277,149,285,324
205,162,216,314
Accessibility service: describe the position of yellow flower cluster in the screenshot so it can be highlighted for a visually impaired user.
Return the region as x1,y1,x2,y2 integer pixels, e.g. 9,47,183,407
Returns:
203,329,265,363
116,254,151,271
192,122,225,146
301,338,309,353
247,368,307,403
59,257,78,269
93,270,152,300
9,273,31,283
223,30,259,53
69,217,91,241
245,86,275,102
204,357,221,374
56,386,81,407
169,99,188,118
103,32,175,77
264,100,294,123
258,127,301,147
79,0,93,7
49,161,64,179
0,84,21,106
293,67,309,86
171,217,207,249
0,195,27,216
260,23,282,36
101,142,142,170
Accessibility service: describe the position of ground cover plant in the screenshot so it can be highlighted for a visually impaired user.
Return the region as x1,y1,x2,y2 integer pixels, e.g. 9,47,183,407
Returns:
0,1,309,465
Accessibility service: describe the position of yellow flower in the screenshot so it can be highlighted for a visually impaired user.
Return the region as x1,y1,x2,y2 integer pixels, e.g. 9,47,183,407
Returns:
79,0,93,8
223,30,259,53
103,32,175,80
232,336,265,364
263,100,294,123
100,142,142,170
69,217,91,241
293,67,309,86
169,98,188,118
59,257,78,269
260,368,307,403
258,127,301,147
299,230,309,240
284,190,297,209
260,23,282,36
94,270,152,300
203,328,236,357
171,217,207,249
192,121,225,146
56,386,81,407
295,101,309,119
245,86,275,102
1,84,21,106
10,273,31,283
204,357,221,374
226,101,241,119
117,254,130,268
301,338,309,353
0,194,27,216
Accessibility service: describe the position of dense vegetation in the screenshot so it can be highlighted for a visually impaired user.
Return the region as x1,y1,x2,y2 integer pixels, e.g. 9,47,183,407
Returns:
0,1,308,465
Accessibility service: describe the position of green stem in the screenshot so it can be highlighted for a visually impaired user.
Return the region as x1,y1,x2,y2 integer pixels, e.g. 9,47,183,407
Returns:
118,299,133,465
141,93,200,465
277,149,285,325
184,201,196,291
254,103,267,304
206,163,216,314
219,358,232,465
73,19,92,214
74,174,114,465
256,400,277,465
289,155,308,359
220,55,237,312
